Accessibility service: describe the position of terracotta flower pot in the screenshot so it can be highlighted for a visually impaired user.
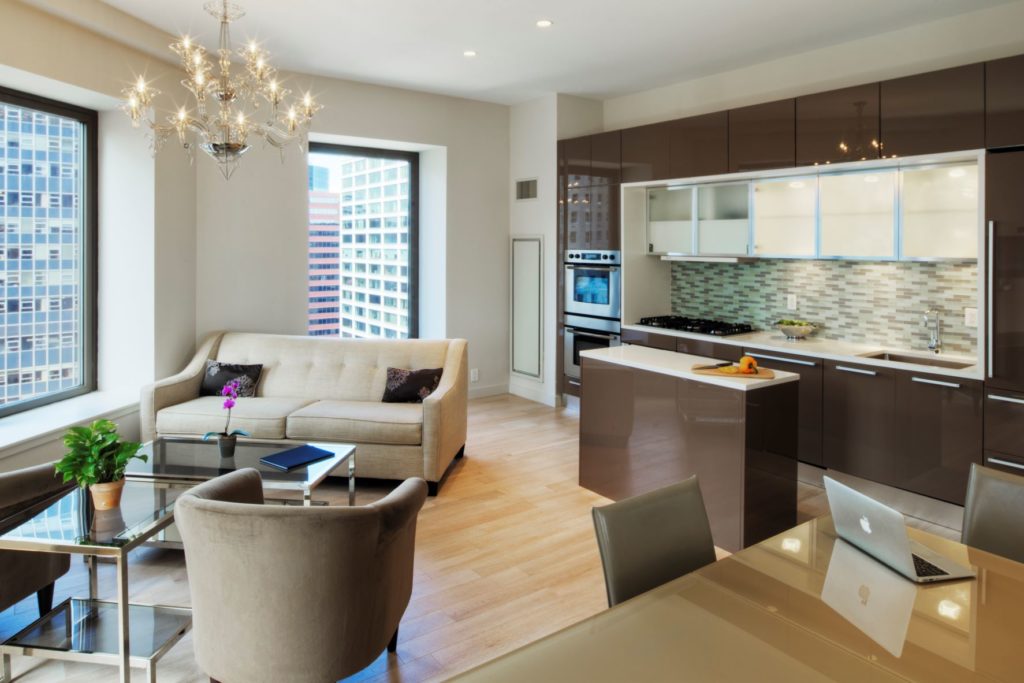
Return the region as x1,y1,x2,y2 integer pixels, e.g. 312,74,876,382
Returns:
218,434,237,459
90,478,126,511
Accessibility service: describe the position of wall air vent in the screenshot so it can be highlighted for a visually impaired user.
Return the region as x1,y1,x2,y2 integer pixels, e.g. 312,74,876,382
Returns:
515,178,538,200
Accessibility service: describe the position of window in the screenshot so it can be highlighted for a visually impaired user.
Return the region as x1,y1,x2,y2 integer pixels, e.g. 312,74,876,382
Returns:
0,86,96,416
306,143,418,339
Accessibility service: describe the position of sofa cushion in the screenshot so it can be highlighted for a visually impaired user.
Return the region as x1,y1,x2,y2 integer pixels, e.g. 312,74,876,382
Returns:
286,400,423,446
157,397,315,440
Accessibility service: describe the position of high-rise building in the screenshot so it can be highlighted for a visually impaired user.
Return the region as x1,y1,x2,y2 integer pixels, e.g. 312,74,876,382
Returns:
308,165,329,192
308,189,342,336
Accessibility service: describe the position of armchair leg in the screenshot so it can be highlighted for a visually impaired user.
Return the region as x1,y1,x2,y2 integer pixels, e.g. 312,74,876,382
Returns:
388,627,399,654
36,582,55,617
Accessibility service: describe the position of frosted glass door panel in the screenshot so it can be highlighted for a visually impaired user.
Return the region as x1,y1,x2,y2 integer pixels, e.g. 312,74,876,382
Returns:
752,178,816,256
648,187,694,254
819,171,897,259
902,164,979,259
511,238,542,378
697,183,749,255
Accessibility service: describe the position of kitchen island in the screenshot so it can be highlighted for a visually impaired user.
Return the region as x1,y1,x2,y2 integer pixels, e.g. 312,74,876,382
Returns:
580,345,799,552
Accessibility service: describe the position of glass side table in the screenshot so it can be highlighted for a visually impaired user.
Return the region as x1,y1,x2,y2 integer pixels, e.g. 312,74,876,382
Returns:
0,482,190,683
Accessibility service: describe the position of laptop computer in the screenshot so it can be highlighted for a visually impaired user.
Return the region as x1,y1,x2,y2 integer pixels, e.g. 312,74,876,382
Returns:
823,476,975,584
821,538,916,657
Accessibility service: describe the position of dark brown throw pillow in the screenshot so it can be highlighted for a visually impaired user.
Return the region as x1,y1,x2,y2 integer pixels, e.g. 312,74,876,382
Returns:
383,367,443,403
200,360,262,397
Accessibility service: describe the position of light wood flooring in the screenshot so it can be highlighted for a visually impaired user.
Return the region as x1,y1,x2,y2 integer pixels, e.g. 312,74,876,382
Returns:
0,394,960,682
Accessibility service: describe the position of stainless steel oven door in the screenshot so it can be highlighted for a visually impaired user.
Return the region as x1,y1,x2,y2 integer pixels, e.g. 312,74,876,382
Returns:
564,325,621,380
564,263,621,319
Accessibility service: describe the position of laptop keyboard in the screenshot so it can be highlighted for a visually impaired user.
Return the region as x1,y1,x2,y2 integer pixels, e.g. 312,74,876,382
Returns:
913,554,949,577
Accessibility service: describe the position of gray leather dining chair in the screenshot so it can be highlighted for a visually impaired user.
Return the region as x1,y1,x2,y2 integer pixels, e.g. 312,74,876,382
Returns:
962,463,1024,564
0,462,72,618
592,476,717,607
175,468,428,683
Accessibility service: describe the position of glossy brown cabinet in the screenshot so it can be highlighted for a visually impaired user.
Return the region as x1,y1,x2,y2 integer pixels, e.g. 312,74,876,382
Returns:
563,135,591,189
669,112,729,179
589,184,620,251
879,64,984,158
984,388,1024,464
744,350,823,467
590,131,621,186
796,83,880,166
565,187,590,251
620,328,676,351
728,99,796,172
621,122,672,182
676,338,743,362
986,150,1024,392
895,372,982,505
986,54,1024,150
823,361,898,487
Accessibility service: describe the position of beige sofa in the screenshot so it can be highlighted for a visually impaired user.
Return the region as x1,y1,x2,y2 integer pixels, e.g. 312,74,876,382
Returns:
140,332,468,494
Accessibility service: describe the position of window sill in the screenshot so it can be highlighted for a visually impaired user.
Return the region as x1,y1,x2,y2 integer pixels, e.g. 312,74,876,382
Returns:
0,389,139,458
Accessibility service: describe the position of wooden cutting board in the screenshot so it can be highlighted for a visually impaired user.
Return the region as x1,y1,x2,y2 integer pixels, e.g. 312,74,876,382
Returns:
691,365,776,379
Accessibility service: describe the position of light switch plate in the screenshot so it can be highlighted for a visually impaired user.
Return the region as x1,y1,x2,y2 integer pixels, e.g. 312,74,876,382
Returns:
787,294,798,311
964,307,978,328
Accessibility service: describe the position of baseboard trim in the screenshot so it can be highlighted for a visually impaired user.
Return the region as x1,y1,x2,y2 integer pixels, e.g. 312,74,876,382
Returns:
469,382,508,399
508,378,556,407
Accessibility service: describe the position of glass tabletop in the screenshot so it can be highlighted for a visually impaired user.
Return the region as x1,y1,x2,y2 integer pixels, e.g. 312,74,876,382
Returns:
126,438,355,486
0,481,177,552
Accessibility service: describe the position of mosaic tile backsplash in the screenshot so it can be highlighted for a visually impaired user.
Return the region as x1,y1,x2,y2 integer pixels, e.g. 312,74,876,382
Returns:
670,260,979,356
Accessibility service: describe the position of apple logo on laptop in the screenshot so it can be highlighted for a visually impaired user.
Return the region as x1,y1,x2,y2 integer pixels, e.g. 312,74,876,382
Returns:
858,584,871,606
859,515,872,534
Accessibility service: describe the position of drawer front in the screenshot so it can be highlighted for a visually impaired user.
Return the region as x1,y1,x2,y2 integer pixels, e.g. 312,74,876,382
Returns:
984,452,1024,477
620,329,676,351
985,389,1024,458
676,339,743,362
745,350,823,467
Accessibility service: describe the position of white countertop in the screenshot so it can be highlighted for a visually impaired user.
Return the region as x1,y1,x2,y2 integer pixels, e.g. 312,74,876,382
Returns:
620,324,982,381
580,345,799,391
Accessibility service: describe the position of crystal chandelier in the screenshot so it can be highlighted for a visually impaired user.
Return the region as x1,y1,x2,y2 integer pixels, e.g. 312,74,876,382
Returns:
122,0,322,179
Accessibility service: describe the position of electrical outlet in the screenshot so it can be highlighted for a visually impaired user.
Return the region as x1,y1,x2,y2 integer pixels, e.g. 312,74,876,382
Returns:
787,294,798,311
470,368,479,383
964,307,978,328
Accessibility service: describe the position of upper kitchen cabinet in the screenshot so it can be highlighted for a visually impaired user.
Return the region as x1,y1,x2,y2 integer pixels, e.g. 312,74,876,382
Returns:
590,184,621,251
986,54,1024,150
986,150,1024,393
752,176,816,257
669,112,729,179
647,186,693,255
565,187,591,251
819,169,896,259
696,183,749,255
879,64,984,158
622,122,672,183
901,162,978,259
590,131,621,186
796,83,880,166
729,99,796,172
563,135,591,189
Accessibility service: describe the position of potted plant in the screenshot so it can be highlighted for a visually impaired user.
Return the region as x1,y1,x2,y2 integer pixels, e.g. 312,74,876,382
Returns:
203,379,250,458
54,419,146,511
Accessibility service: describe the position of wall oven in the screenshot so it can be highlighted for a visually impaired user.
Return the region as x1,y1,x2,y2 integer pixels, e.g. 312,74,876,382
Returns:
564,314,621,383
564,250,621,320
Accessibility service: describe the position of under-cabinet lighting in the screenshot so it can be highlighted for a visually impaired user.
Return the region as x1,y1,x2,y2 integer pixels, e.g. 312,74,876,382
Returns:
788,181,805,189
463,50,477,57
536,19,553,28
948,168,966,178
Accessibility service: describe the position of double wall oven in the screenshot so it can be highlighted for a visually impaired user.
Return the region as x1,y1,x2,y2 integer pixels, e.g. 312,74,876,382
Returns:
563,250,621,386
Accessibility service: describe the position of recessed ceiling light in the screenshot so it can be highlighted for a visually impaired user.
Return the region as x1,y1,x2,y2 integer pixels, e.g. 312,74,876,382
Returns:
463,50,477,58
536,19,553,28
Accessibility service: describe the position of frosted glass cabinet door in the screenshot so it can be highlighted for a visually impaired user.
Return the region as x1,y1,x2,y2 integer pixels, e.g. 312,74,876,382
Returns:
697,183,749,255
647,187,694,254
752,177,816,256
819,170,897,259
901,163,979,259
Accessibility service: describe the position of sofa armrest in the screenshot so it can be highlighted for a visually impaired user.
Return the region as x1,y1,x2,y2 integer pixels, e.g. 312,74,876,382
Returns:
139,332,224,442
421,339,469,482
0,461,70,523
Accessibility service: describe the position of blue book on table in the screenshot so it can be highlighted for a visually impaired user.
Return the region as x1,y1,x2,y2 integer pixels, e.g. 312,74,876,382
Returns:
259,444,334,472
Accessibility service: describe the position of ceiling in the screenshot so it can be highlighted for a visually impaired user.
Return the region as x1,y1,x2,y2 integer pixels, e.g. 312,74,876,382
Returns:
98,0,1014,105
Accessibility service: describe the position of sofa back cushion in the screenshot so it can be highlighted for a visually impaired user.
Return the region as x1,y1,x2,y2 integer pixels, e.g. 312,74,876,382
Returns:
214,333,451,402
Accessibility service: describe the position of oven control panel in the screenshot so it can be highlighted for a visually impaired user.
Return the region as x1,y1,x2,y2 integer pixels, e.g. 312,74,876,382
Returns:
565,250,620,265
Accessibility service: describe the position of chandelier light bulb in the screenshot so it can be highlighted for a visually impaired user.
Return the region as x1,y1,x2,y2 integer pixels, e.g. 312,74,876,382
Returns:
193,52,203,67
183,35,192,50
136,76,147,93
178,108,187,121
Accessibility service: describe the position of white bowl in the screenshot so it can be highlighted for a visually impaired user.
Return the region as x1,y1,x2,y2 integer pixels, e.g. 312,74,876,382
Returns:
777,324,816,340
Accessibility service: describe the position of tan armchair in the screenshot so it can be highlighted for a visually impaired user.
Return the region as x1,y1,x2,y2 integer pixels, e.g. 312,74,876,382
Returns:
0,462,72,617
174,468,428,683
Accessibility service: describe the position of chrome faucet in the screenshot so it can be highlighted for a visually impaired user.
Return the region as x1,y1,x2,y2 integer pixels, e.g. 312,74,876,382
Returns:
923,309,942,354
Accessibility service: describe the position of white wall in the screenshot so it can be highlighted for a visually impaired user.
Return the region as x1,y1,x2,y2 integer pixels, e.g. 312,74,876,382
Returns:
604,1,1024,130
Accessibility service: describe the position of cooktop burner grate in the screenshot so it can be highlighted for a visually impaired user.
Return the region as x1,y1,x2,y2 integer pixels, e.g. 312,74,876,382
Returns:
638,315,754,337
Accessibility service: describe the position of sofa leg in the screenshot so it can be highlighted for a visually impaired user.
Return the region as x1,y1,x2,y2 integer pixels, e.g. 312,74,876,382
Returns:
427,481,440,496
36,582,55,617
388,627,399,654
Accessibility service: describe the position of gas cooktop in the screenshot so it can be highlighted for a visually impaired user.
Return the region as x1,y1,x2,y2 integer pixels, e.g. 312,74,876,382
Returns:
637,316,754,337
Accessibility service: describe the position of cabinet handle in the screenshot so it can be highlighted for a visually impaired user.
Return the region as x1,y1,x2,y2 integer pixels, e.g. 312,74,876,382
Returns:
568,379,581,387
988,393,1024,406
747,353,817,367
988,219,994,379
835,365,877,376
987,457,1024,473
911,376,961,389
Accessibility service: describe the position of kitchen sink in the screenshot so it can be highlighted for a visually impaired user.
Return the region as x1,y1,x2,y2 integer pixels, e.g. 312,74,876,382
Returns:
858,351,974,370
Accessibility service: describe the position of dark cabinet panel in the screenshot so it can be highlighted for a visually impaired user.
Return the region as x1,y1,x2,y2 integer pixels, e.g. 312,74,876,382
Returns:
620,328,676,351
823,361,898,486
728,99,795,172
896,372,982,505
879,64,984,157
590,131,621,186
669,112,728,179
676,339,743,362
986,54,1024,150
621,122,672,182
986,150,1024,392
565,187,591,251
744,350,823,467
589,184,620,251
563,135,591,189
796,83,880,166
985,388,1024,460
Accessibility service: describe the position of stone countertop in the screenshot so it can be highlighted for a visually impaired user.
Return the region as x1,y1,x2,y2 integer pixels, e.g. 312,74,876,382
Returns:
580,345,799,391
620,324,982,381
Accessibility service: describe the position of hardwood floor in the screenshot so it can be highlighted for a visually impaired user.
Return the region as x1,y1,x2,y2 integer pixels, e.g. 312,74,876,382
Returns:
0,394,961,682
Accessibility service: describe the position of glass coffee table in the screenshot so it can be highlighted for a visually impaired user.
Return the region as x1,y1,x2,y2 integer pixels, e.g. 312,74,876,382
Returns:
0,481,191,683
126,437,357,508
